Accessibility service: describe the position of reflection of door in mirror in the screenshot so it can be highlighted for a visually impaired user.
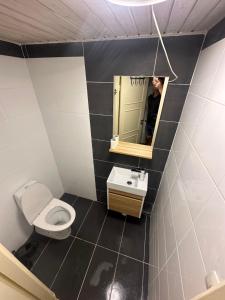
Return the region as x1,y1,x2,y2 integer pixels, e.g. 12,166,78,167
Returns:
118,76,149,143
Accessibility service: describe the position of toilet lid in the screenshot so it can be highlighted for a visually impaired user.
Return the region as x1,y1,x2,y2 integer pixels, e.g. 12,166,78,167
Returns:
21,182,53,225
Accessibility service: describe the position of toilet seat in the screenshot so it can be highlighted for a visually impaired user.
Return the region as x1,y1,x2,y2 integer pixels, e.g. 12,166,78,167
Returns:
33,198,76,232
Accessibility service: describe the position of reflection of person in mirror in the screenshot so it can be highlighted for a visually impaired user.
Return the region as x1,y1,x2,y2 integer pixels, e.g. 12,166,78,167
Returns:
146,77,164,145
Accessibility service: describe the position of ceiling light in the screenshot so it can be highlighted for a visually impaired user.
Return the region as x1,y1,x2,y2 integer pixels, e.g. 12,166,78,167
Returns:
107,0,167,6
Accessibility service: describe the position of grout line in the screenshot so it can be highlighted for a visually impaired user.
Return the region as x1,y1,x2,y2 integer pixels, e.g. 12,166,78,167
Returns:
90,113,113,117
31,239,50,271
76,201,94,236
49,237,76,289
108,215,127,299
49,201,94,288
159,119,179,124
141,215,147,300
73,232,154,265
94,158,163,174
72,236,95,246
77,211,109,299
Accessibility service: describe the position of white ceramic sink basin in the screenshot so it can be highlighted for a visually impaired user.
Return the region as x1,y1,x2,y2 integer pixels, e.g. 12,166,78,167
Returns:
107,166,148,197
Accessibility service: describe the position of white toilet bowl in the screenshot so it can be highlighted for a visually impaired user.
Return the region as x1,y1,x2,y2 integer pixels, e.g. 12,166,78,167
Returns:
14,181,76,240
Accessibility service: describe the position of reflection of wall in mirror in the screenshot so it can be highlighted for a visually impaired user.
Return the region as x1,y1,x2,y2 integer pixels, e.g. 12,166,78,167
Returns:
118,76,149,144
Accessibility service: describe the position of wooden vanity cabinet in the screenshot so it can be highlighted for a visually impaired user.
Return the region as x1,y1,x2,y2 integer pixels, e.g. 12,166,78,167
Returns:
107,188,145,218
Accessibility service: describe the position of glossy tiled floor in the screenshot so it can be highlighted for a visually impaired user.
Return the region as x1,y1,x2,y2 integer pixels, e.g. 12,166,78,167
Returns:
19,194,152,300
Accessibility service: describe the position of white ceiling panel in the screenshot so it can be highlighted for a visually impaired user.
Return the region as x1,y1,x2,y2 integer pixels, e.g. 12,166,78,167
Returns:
0,0,224,44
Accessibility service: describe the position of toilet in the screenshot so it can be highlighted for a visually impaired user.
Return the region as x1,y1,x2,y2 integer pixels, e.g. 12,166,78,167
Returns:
14,180,76,240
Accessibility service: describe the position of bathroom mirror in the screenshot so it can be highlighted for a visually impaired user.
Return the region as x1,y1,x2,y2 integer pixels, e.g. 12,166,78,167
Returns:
110,75,169,159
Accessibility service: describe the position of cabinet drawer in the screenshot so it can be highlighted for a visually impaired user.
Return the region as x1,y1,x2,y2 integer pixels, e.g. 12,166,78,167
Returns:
108,192,142,218
108,188,143,201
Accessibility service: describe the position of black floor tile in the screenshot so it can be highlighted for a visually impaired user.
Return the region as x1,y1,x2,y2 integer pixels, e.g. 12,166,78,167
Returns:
15,231,49,270
52,239,94,300
120,215,146,261
60,193,77,205
32,236,73,287
78,246,117,300
71,197,92,236
111,255,143,300
98,210,125,252
144,216,150,264
77,201,107,243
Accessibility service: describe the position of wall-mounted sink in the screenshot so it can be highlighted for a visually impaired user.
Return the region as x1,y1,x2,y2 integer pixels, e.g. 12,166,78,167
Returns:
107,166,148,197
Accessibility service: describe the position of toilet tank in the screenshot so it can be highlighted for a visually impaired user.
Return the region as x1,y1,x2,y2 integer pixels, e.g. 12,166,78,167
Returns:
14,180,53,225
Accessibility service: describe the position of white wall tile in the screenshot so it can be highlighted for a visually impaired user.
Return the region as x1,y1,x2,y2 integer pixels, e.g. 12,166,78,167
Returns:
208,44,225,105
194,189,225,279
192,101,225,185
170,175,192,244
159,266,169,300
150,37,225,299
172,125,188,168
164,151,178,192
167,249,184,300
0,56,63,251
28,57,89,114
180,92,206,139
190,38,225,98
179,144,217,220
178,228,206,300
164,199,176,260
28,57,96,201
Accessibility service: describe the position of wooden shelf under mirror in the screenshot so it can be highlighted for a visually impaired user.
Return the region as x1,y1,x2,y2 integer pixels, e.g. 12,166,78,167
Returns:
109,141,152,159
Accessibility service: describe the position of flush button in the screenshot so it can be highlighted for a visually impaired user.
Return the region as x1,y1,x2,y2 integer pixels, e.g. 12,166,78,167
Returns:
127,181,132,185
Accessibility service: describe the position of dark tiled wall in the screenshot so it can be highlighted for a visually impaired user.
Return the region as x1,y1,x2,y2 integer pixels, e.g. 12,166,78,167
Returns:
0,40,23,57
23,35,203,213
204,17,225,49
84,35,204,212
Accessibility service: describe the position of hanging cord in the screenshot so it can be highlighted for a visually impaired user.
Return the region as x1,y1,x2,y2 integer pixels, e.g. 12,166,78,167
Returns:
151,5,178,82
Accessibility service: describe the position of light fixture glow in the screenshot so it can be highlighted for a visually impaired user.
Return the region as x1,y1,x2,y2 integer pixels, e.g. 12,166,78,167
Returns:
107,0,167,6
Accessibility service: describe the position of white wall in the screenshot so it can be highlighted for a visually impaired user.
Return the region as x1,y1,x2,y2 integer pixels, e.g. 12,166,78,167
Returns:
0,56,64,251
148,37,225,300
27,57,96,201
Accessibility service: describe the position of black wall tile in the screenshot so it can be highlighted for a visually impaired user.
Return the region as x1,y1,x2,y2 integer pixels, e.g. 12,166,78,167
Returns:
95,176,107,192
24,42,83,57
148,170,162,190
155,121,178,150
204,17,225,49
84,38,158,82
92,139,139,167
161,84,189,122
0,40,23,57
87,83,113,115
155,35,204,84
146,188,157,204
90,115,112,140
94,160,114,178
140,148,169,172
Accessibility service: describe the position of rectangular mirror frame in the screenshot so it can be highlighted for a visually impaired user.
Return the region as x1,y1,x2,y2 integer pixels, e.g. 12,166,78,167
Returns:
109,76,169,159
